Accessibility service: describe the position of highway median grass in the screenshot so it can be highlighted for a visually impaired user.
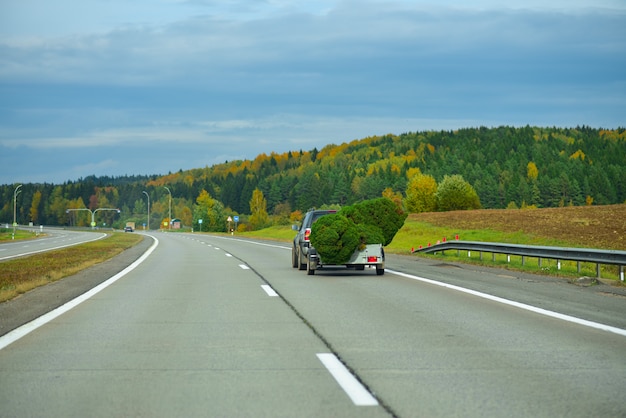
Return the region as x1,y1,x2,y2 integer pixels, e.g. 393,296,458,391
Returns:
0,232,143,303
0,228,42,242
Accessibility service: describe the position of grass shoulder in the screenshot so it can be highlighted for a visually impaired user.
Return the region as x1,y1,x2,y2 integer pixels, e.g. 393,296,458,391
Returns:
235,217,581,253
237,205,626,283
236,225,295,242
0,228,44,242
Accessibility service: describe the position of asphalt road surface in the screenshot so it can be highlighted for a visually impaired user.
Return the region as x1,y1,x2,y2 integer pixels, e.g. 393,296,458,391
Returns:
0,228,107,261
1,232,625,417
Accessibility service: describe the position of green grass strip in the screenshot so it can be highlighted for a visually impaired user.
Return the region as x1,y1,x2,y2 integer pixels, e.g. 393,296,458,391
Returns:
0,232,143,302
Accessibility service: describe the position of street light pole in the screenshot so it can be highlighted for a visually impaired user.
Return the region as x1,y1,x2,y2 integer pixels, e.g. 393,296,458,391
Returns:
93,208,122,228
12,184,22,239
164,186,172,230
142,191,150,230
66,208,120,229
66,208,91,227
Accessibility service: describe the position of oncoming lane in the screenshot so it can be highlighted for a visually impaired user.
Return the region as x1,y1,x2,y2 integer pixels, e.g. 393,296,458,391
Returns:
0,228,107,261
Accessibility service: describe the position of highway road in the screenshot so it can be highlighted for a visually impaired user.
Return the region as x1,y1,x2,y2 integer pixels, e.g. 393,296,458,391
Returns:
0,228,107,261
1,232,625,417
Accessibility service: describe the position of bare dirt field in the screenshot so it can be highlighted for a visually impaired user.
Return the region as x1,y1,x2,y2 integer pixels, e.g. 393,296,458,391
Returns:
411,204,626,250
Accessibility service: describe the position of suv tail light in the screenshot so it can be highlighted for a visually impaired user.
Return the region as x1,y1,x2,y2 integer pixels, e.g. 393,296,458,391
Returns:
367,256,378,263
304,228,311,241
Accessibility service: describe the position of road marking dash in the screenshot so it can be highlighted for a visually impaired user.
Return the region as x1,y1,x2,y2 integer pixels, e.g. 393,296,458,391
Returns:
239,264,250,270
316,353,378,406
261,285,278,297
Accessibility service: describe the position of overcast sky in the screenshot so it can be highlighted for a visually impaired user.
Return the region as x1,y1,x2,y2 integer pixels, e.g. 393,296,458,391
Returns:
1,0,624,185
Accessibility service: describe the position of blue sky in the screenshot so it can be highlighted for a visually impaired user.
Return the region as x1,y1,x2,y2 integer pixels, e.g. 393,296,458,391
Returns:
1,0,625,184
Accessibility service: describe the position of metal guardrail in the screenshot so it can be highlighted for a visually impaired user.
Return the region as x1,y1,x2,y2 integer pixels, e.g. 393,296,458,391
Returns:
413,241,626,281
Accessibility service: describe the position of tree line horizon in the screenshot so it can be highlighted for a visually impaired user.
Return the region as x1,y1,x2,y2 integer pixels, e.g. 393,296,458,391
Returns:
1,125,624,231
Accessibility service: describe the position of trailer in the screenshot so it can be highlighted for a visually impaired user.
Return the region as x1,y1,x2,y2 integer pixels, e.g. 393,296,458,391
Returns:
306,243,385,276
292,208,388,276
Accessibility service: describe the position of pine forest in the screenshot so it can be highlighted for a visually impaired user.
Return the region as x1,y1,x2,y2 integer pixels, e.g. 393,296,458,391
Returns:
1,126,625,231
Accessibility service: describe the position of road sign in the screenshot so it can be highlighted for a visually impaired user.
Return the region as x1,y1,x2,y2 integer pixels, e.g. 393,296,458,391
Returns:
234,216,239,223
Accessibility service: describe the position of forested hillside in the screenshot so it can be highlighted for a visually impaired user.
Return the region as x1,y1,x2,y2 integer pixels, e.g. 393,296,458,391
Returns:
1,126,625,230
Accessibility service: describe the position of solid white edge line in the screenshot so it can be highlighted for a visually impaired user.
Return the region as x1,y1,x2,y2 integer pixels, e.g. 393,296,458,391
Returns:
0,232,108,261
316,353,378,406
0,235,160,351
180,233,626,338
386,268,626,337
261,284,278,297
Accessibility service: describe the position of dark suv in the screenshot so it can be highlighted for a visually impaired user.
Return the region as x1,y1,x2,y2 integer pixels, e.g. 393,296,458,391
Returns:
292,209,336,270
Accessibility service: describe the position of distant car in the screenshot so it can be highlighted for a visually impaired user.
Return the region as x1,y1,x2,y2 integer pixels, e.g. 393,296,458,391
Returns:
124,226,134,232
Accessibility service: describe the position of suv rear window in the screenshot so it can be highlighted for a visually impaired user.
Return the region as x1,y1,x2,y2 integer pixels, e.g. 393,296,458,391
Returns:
311,211,335,224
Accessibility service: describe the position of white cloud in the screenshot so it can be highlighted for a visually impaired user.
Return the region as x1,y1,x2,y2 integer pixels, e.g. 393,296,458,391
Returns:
0,0,624,184
3,4,623,88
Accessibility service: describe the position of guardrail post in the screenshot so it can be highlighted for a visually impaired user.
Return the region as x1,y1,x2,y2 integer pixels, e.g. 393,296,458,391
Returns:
538,258,542,268
522,255,526,266
596,263,601,278
492,253,496,262
577,261,581,273
557,259,561,270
